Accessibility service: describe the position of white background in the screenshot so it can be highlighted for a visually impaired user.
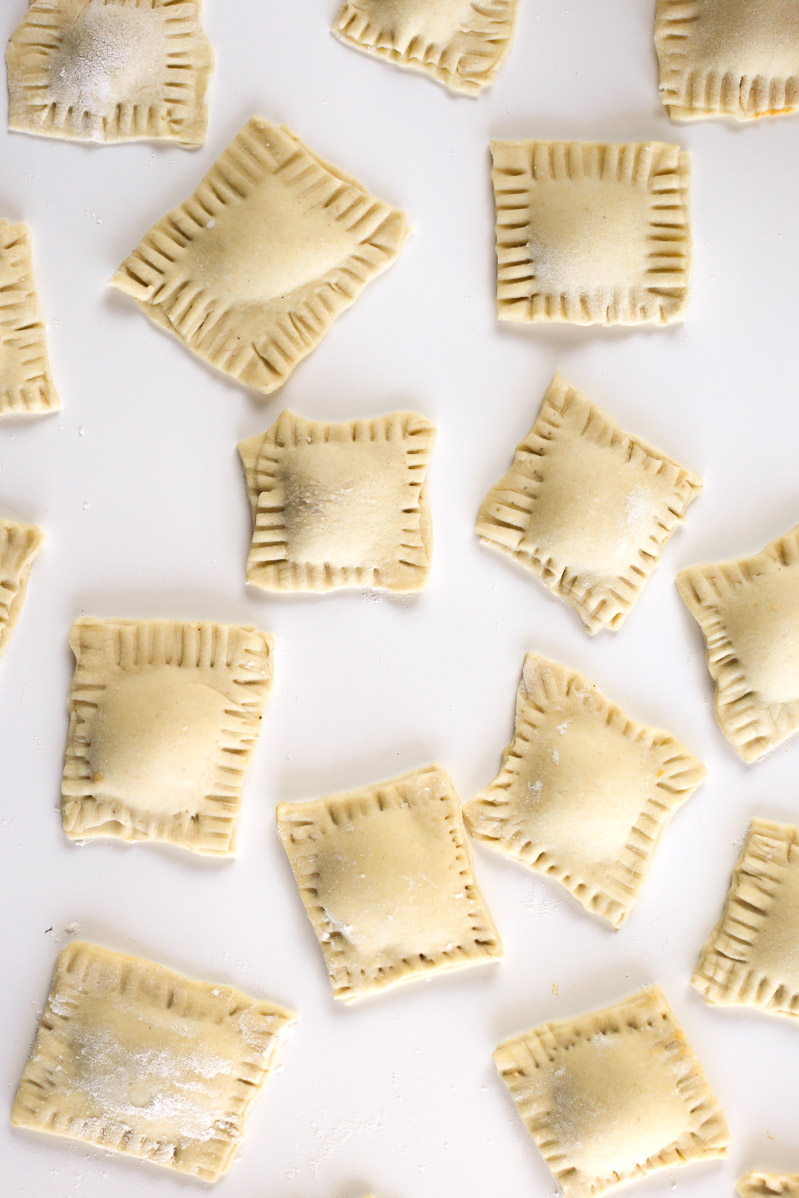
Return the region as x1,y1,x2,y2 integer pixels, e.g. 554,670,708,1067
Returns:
2,2,799,1196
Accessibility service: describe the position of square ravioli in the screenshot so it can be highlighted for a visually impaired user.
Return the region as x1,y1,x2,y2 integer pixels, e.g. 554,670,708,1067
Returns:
332,0,519,95
477,373,702,634
464,654,706,928
678,523,799,762
693,819,799,1022
739,1174,799,1197
655,0,799,122
491,139,691,325
239,409,436,594
111,117,408,395
277,764,503,1002
0,220,59,416
11,941,295,1182
61,618,273,855
494,985,729,1198
0,518,43,655
7,0,213,146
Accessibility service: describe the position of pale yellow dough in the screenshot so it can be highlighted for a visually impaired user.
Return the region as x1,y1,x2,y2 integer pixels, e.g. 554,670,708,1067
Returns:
0,518,43,655
61,618,273,855
111,117,408,395
655,0,799,122
7,0,213,146
492,139,691,325
333,0,519,95
678,524,799,762
239,409,435,594
0,220,59,416
11,941,295,1182
464,654,706,928
477,373,702,634
693,818,799,1022
739,1172,799,1196
277,764,503,1002
495,985,729,1198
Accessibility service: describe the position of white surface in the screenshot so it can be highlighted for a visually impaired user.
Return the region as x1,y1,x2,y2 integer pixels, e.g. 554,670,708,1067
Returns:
2,3,799,1197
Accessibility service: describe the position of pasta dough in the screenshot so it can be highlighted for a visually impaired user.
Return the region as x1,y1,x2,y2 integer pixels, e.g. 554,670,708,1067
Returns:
12,941,295,1182
495,985,729,1198
277,764,503,1002
0,518,43,655
111,117,408,395
0,220,59,416
332,0,519,94
477,373,701,633
678,523,799,762
693,819,799,1022
239,409,436,593
464,653,707,928
492,139,691,325
61,618,273,855
739,1173,799,1196
7,0,213,146
655,0,799,122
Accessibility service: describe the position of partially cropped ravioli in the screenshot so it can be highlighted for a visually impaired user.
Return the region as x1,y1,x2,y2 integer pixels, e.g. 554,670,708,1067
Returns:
495,985,729,1198
239,409,435,593
12,941,295,1182
464,654,706,928
112,117,408,395
61,618,273,855
277,764,502,1002
693,819,799,1023
7,0,213,146
655,0,799,122
678,523,799,762
0,518,43,655
477,373,701,633
333,0,519,95
0,220,59,416
739,1172,799,1196
492,139,691,325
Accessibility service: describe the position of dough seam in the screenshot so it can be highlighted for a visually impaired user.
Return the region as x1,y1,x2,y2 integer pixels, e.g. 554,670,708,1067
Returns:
0,519,43,654
0,220,59,416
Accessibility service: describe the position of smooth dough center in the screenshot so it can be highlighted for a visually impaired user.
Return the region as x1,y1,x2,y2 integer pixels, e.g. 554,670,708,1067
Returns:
551,1029,689,1178
44,3,168,115
65,997,236,1143
689,0,799,74
280,443,407,567
528,179,651,294
515,712,655,878
90,667,228,814
314,808,469,960
747,857,799,992
186,171,362,308
724,567,799,703
524,437,661,576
